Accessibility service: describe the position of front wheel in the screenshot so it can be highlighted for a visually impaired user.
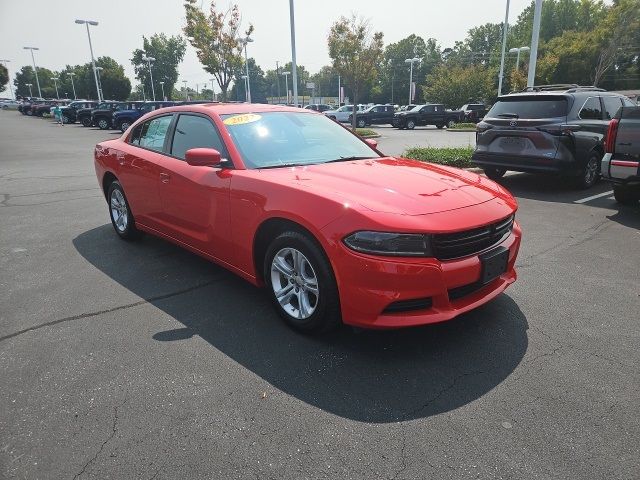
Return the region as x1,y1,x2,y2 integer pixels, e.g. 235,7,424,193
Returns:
119,121,131,132
80,116,92,127
357,119,366,128
264,231,341,333
107,181,142,240
406,119,416,130
61,114,70,124
436,124,444,129
447,119,456,128
97,118,110,130
484,167,507,180
575,153,601,189
613,185,639,205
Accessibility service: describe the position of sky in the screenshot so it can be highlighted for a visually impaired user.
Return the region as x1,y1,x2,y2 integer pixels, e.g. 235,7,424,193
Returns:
0,0,534,96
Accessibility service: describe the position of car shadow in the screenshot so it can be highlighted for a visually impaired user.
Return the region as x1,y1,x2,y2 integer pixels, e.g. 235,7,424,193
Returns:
497,172,614,204
73,225,528,423
606,203,640,229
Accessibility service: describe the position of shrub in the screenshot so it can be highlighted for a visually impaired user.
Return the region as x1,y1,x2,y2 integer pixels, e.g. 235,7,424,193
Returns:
402,146,474,168
448,122,477,130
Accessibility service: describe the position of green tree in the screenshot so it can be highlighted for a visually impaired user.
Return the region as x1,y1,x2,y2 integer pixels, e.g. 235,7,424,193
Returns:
0,64,8,94
184,0,253,101
328,15,384,128
131,33,186,100
423,64,494,108
228,58,269,103
14,65,56,98
96,57,132,100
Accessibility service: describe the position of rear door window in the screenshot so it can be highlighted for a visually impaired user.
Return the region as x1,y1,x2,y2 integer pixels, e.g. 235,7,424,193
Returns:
488,97,568,119
130,115,173,152
602,96,623,119
579,97,604,120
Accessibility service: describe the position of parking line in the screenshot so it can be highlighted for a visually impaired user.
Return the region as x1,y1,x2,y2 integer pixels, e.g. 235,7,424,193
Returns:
574,190,614,204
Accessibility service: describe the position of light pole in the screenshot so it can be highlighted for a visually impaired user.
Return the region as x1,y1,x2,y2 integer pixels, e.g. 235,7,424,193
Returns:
240,75,249,102
0,60,14,99
23,47,42,98
237,36,253,103
282,71,291,104
209,78,216,101
142,55,156,101
337,74,341,105
195,83,199,97
497,0,511,96
26,83,33,97
509,46,531,72
527,0,543,87
141,84,146,101
68,72,77,99
51,77,60,99
75,19,102,101
275,61,281,104
182,80,188,100
289,0,299,107
404,57,420,105
159,81,165,101
96,66,104,100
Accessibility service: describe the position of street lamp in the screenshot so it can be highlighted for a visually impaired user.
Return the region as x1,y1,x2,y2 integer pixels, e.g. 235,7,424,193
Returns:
282,71,291,104
141,54,156,101
237,36,253,103
68,72,77,99
182,80,188,100
404,57,420,105
240,75,249,102
26,83,33,97
209,78,216,101
509,46,531,72
159,81,165,101
528,0,543,87
497,0,511,96
96,66,104,100
75,19,102,101
289,0,299,106
51,77,60,99
0,60,14,99
23,47,42,98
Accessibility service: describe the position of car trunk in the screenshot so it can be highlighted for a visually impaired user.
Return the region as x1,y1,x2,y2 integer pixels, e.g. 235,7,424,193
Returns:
476,95,571,163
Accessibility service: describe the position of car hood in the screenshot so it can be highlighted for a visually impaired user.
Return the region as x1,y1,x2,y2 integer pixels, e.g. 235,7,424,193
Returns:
258,157,513,215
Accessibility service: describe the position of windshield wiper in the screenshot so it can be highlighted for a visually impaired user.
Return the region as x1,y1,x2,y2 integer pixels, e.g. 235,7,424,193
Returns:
497,113,519,118
259,163,309,169
324,155,373,163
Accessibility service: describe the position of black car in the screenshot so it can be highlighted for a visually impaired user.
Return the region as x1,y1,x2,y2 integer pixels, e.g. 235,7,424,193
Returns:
472,84,637,188
349,104,395,127
393,104,465,129
91,102,140,130
60,101,98,124
77,101,120,127
460,103,489,123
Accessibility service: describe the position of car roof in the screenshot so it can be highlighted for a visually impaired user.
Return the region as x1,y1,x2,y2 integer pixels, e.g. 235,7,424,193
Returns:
156,102,311,116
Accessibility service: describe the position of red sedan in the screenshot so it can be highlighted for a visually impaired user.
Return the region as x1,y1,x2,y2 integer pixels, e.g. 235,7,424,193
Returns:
94,103,521,332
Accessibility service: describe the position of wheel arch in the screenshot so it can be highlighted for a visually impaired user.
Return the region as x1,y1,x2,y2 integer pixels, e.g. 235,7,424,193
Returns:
101,171,118,200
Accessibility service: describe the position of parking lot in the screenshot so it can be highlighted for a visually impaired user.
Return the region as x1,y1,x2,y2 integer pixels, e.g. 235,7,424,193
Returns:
1,112,639,479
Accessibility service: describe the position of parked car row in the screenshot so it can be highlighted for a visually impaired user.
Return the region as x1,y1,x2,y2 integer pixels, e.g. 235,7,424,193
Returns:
471,84,638,191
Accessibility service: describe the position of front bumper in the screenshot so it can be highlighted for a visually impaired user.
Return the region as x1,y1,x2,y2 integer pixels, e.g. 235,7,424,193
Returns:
331,222,522,329
601,153,640,185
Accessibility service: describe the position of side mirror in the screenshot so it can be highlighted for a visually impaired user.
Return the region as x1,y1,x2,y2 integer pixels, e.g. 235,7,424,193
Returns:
364,138,378,150
185,148,224,167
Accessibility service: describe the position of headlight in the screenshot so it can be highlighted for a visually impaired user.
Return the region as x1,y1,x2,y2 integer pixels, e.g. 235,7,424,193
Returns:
343,231,433,257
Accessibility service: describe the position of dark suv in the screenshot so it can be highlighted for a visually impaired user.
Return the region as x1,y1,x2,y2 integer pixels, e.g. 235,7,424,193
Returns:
60,101,98,124
472,85,636,188
349,104,395,127
92,102,140,130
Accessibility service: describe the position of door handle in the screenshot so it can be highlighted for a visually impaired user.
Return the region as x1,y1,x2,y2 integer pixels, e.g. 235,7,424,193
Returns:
160,172,171,183
619,142,632,146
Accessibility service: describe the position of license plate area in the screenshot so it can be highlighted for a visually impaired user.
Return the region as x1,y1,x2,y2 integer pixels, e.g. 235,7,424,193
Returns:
479,247,509,284
499,137,526,149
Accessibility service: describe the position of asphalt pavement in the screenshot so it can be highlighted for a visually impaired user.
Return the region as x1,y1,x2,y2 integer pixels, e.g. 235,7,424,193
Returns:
1,112,639,479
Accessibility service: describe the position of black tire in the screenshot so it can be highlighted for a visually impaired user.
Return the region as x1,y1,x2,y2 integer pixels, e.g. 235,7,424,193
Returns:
357,118,366,128
574,152,601,189
436,124,444,129
613,185,639,205
406,119,416,130
80,116,92,127
26,109,33,116
447,119,456,128
484,167,507,180
264,231,341,333
61,114,70,124
119,121,131,133
106,180,142,240
97,117,110,130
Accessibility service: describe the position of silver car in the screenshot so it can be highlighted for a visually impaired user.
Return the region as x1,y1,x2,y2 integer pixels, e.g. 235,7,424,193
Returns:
324,104,366,123
1,100,19,110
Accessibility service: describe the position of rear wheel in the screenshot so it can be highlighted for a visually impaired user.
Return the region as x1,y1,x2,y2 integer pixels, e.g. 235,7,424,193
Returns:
613,185,639,205
264,231,341,333
119,121,131,132
97,117,110,130
357,118,366,128
436,124,444,129
406,119,416,130
447,119,456,128
80,116,92,127
575,152,601,189
61,114,70,124
484,167,507,180
107,181,142,240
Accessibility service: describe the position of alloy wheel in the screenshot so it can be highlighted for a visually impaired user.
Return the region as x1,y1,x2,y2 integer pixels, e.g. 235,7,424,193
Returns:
584,157,598,186
270,247,319,320
110,189,129,233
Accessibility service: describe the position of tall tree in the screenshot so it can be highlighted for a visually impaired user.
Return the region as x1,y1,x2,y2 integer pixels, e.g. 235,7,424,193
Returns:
95,57,132,100
131,33,186,100
0,64,8,94
423,64,494,108
228,58,268,103
328,15,384,128
183,0,253,101
14,66,55,98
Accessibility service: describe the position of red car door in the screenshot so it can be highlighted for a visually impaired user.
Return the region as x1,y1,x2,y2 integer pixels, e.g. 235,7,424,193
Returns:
117,114,173,230
154,113,234,264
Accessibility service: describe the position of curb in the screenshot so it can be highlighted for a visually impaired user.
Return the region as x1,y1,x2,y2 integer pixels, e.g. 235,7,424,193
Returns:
447,129,476,132
359,133,381,139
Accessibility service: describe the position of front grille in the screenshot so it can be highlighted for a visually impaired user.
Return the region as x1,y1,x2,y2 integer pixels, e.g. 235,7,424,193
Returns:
383,297,433,314
432,215,514,260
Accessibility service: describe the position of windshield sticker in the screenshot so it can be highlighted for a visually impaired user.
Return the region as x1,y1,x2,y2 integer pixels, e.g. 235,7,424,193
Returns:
223,113,262,126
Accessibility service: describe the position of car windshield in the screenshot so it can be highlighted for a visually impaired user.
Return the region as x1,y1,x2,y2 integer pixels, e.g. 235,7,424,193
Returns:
221,112,380,169
487,96,568,119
